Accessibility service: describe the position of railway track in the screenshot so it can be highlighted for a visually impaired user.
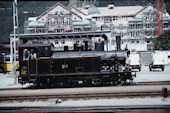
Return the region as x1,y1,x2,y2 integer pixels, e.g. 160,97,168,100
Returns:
0,91,166,101
132,81,170,85
0,85,169,101
0,85,169,112
0,105,170,112
0,81,170,91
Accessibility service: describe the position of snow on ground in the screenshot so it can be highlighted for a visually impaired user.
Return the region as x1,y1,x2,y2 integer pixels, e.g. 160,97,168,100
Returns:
134,73,170,82
0,72,29,89
0,97,170,107
134,64,170,82
57,97,170,107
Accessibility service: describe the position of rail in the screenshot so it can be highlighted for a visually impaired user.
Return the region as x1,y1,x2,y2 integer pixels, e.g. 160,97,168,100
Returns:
0,105,170,112
0,85,170,101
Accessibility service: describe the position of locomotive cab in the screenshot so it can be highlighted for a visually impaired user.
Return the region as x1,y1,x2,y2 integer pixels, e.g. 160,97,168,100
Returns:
18,43,53,84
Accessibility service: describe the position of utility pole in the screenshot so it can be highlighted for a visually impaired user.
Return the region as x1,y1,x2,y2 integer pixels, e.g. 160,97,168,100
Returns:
11,0,19,74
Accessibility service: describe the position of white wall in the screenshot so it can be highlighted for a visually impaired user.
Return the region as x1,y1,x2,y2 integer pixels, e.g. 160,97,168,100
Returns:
154,51,170,64
111,43,147,51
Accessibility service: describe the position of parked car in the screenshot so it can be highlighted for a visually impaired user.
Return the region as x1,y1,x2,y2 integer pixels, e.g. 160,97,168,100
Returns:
149,53,165,71
128,54,141,71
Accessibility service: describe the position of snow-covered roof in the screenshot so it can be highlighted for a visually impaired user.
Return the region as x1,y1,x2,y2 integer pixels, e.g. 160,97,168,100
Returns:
70,7,87,16
28,17,37,21
88,7,99,15
79,5,144,17
28,21,45,27
36,2,82,20
36,2,70,20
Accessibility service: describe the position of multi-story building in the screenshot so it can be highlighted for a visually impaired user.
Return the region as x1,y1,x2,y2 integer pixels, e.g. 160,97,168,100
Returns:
24,2,95,34
24,2,170,51
79,3,170,51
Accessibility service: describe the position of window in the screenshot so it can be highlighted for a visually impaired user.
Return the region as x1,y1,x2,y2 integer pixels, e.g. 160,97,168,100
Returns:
0,56,4,63
55,40,59,44
5,57,10,62
62,40,65,44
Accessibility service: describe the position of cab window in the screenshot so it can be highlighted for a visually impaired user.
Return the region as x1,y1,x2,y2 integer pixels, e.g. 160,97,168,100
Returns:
0,56,4,63
5,56,10,62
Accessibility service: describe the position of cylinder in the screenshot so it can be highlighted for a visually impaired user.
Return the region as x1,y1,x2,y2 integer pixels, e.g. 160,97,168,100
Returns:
95,41,104,51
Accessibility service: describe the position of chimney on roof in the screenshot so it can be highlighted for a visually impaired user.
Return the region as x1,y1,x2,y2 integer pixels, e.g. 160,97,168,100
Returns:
107,4,114,9
84,5,90,9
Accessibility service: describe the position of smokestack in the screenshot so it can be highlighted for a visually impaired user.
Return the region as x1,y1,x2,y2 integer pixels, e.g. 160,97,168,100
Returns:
116,36,121,50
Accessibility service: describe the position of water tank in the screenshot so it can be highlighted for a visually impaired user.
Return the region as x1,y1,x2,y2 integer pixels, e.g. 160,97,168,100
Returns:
95,41,104,51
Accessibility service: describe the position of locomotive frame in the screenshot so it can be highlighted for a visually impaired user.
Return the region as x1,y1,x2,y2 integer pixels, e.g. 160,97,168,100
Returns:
17,31,136,87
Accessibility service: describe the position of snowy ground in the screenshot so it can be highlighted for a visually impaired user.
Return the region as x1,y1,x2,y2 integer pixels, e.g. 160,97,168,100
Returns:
134,64,170,82
0,72,30,89
0,97,170,107
0,65,170,89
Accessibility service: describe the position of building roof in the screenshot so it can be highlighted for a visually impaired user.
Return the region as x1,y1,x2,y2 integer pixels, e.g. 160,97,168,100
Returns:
135,3,154,16
36,2,82,20
28,21,45,27
70,7,87,16
79,5,144,17
88,7,99,15
79,3,166,17
36,2,69,20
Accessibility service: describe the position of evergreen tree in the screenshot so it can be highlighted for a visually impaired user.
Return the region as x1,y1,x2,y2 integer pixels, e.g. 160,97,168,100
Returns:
153,30,170,50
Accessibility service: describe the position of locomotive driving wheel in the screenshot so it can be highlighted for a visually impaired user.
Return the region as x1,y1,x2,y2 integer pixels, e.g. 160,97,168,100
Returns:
111,74,124,86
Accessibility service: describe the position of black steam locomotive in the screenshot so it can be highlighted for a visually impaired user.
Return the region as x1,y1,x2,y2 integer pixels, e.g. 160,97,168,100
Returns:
18,38,135,87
